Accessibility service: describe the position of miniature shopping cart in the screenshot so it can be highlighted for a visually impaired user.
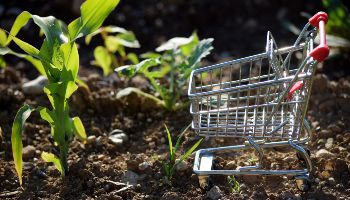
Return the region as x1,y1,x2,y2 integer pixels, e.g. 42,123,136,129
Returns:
188,12,329,190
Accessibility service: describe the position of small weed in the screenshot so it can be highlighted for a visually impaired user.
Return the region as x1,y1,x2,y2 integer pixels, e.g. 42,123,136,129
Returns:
163,124,203,185
227,175,240,193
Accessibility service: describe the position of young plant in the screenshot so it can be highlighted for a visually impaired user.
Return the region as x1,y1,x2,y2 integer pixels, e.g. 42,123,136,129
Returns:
322,0,350,40
227,175,240,193
117,32,213,111
163,124,203,185
86,26,140,76
3,0,120,186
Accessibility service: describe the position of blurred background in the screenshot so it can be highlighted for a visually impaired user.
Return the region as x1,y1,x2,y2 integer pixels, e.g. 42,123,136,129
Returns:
0,0,349,79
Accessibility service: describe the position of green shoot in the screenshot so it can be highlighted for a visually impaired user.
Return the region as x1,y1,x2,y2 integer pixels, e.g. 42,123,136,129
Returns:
163,124,203,185
227,175,240,193
86,26,140,76
5,0,119,186
116,32,213,111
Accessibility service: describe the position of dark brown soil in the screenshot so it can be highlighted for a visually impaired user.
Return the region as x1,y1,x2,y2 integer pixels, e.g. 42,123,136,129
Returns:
1,0,350,199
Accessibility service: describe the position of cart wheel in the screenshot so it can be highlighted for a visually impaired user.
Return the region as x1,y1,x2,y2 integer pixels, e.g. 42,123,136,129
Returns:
296,148,311,167
295,178,311,192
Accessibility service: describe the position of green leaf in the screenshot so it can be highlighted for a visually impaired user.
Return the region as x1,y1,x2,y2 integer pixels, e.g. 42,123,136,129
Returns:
0,29,7,46
85,26,127,44
68,0,120,41
12,36,40,56
164,124,173,159
76,77,90,92
176,138,203,165
180,32,199,56
94,46,112,76
31,15,69,46
115,58,160,77
0,56,5,68
11,104,35,186
5,11,31,45
38,107,55,124
60,42,79,80
173,124,191,155
140,52,161,59
41,151,64,176
127,53,139,64
156,36,195,52
0,46,46,76
182,38,214,79
72,117,87,142
115,31,140,48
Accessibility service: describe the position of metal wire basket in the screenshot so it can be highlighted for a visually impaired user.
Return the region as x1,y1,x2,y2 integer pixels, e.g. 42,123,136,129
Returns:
188,12,329,190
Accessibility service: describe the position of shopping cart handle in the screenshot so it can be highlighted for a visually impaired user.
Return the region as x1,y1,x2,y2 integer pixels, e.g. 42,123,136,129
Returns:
309,12,329,62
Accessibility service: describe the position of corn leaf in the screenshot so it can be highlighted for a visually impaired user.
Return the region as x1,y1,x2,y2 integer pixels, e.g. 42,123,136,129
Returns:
41,151,64,176
94,46,112,76
38,107,55,124
176,138,203,165
127,53,139,64
60,42,79,81
72,117,87,142
85,26,127,44
68,0,120,41
11,104,35,186
116,58,160,77
5,11,31,45
164,124,173,160
0,29,7,46
0,56,5,68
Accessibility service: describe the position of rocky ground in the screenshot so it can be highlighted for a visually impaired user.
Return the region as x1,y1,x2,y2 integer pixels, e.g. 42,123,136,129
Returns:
1,0,350,199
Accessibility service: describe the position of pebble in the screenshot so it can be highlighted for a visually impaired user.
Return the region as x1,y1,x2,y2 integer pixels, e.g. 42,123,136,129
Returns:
22,145,36,160
87,135,97,144
325,138,334,149
320,129,332,138
328,124,342,133
207,186,223,200
225,161,237,170
138,161,152,171
175,160,190,172
22,75,48,95
328,177,336,186
108,129,128,146
315,149,335,159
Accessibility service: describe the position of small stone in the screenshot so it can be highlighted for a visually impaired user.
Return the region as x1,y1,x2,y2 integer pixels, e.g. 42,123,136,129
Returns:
22,75,48,95
175,160,190,172
109,129,128,146
328,124,342,133
315,149,335,159
336,134,344,142
87,135,97,144
121,170,146,186
320,171,332,179
282,156,295,162
207,186,223,200
315,178,320,184
138,162,152,171
225,161,237,170
22,145,36,160
328,177,336,186
325,138,334,149
320,129,332,139
149,142,155,148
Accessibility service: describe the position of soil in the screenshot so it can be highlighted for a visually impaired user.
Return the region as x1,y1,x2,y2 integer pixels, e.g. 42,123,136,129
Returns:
1,0,350,199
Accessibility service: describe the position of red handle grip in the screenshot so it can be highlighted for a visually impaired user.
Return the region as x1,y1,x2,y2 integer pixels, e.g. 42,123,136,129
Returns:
309,12,329,62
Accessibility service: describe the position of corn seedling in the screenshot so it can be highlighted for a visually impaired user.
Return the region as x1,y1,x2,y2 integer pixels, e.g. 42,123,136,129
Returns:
116,32,213,111
3,0,119,186
163,124,203,185
227,175,240,193
86,26,140,76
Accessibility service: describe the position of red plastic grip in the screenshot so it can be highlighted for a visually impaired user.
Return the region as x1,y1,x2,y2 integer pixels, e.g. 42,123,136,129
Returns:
288,81,303,99
309,12,329,62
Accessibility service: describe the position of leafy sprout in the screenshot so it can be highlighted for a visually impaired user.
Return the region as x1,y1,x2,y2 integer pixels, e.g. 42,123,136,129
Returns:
163,124,203,185
227,175,240,193
3,0,119,186
86,26,140,76
116,32,214,111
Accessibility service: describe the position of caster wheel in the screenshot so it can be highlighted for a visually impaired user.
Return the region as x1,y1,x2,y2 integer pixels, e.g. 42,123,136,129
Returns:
295,178,311,192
